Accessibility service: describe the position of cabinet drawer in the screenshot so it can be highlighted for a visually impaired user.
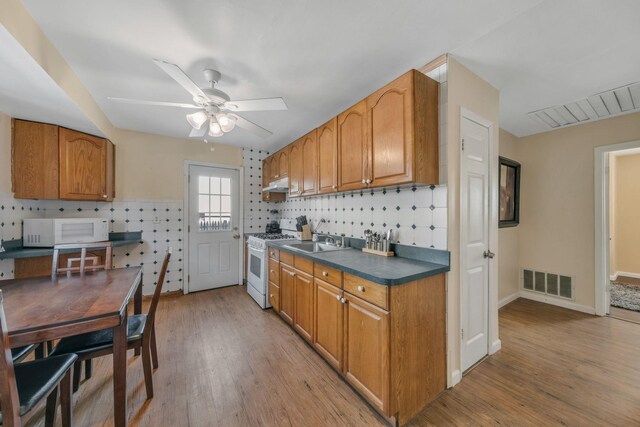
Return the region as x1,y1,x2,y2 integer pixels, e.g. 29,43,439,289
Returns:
268,247,279,261
314,263,343,288
268,258,280,284
269,281,280,312
280,250,294,266
294,256,313,275
344,273,389,310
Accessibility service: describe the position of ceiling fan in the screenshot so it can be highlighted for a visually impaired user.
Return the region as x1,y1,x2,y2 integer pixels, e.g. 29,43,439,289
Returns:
108,59,287,139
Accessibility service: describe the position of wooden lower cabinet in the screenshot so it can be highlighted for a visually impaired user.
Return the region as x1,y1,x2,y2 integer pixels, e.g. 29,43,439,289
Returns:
313,279,344,370
271,248,446,425
279,263,295,325
293,270,314,341
14,251,106,279
343,292,389,412
268,281,280,312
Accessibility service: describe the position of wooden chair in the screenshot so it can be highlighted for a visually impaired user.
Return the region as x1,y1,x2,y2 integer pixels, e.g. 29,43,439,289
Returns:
50,242,114,377
50,248,171,399
52,242,113,278
0,290,77,427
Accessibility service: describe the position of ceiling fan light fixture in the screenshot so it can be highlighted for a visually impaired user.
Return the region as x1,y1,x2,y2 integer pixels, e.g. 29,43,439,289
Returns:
209,117,224,137
217,113,236,133
186,111,208,129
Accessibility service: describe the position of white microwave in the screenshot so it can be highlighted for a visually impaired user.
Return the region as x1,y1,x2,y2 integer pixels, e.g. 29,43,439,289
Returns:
23,218,109,247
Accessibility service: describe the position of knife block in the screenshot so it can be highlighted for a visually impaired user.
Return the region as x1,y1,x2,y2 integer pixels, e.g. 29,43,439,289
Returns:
300,224,312,241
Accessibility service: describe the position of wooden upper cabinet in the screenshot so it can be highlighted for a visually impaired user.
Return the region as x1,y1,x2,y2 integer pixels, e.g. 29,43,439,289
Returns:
12,120,59,199
12,120,115,201
367,70,439,188
277,148,289,179
59,128,114,201
337,100,369,192
288,139,302,197
300,129,318,196
317,117,338,194
262,155,271,188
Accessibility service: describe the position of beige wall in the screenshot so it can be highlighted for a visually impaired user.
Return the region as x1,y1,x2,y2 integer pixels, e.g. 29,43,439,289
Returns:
517,111,640,309
113,129,242,200
446,57,500,383
0,112,11,194
611,153,640,276
498,129,520,300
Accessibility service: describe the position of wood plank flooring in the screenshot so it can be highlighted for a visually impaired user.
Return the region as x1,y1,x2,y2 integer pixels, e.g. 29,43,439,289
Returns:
24,288,640,426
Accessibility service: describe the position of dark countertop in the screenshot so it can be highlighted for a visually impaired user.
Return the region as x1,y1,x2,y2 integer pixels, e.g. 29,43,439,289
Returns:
0,232,143,260
267,240,449,286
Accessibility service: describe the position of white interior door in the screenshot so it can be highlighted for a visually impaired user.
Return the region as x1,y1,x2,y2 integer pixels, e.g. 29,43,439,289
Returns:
461,115,491,372
188,165,240,292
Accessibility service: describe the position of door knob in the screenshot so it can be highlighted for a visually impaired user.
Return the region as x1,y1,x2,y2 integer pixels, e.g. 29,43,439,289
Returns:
233,234,240,239
483,250,495,259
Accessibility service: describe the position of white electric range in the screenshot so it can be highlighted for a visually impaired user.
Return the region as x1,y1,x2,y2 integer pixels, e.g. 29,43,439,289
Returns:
246,219,298,309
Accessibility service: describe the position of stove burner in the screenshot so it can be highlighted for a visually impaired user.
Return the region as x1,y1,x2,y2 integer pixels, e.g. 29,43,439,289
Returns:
252,233,296,240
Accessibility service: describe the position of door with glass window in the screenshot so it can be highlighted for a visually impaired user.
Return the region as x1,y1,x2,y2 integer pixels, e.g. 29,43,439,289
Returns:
188,165,240,292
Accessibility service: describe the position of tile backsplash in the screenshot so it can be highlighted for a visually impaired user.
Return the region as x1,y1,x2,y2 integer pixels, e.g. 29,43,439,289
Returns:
242,147,276,233
277,185,447,249
0,191,183,295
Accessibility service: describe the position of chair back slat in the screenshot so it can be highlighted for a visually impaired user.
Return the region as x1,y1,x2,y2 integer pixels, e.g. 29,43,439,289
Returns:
0,290,22,426
147,248,172,328
52,242,113,278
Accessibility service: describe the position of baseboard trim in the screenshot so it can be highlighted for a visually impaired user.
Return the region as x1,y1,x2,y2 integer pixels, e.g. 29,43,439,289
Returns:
490,339,502,354
519,291,595,315
610,273,618,280
615,271,640,279
449,369,462,388
499,292,520,308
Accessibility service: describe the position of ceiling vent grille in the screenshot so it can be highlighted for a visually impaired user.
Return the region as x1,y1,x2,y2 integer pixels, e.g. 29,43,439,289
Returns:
528,81,640,130
521,268,574,300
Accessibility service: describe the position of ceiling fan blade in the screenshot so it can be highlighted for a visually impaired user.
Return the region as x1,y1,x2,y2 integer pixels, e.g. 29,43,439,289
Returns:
153,59,208,101
224,97,288,112
189,124,208,138
229,113,272,138
108,97,200,109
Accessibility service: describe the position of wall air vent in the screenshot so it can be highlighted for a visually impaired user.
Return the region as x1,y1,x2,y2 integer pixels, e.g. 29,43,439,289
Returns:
521,268,574,300
528,81,640,130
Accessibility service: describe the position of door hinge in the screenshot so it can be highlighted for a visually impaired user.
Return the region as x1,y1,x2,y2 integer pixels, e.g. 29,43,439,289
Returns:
188,225,190,233
461,328,464,340
461,138,465,151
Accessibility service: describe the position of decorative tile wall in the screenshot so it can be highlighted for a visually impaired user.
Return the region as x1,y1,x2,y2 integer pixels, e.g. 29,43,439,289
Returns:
0,192,183,295
278,185,447,249
242,148,276,233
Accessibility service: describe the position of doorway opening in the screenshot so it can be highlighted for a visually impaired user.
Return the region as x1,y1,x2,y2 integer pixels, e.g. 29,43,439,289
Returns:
594,140,640,317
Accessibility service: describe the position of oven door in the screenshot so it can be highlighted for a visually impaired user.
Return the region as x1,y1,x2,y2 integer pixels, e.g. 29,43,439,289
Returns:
247,246,267,293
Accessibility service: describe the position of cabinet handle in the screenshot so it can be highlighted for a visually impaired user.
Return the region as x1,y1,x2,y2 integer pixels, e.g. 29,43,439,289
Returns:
270,294,273,298
341,297,347,304
275,174,279,178
289,271,296,277
322,271,329,277
332,185,337,190
270,270,275,274
361,179,366,184
102,194,108,199
336,294,341,301
357,285,365,292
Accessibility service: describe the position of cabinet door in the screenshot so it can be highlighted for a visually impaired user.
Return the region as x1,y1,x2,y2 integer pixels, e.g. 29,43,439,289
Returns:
367,71,413,187
317,117,338,194
279,264,295,325
262,156,271,188
301,130,317,196
277,148,289,179
314,279,343,370
288,139,302,197
59,128,110,201
294,270,314,342
269,282,280,313
337,100,369,191
12,120,59,199
344,292,389,413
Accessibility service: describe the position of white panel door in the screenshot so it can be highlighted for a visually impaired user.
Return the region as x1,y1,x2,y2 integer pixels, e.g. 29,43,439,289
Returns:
188,165,240,292
461,115,491,372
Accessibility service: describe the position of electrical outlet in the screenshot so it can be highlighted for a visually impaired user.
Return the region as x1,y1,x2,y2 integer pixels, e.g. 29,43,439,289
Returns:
153,216,161,224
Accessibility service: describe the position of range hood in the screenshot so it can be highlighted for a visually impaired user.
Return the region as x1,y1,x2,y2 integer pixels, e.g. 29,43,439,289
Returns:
263,177,289,193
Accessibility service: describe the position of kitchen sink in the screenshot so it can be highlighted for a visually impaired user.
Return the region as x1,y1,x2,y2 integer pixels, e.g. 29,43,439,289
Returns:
283,242,349,253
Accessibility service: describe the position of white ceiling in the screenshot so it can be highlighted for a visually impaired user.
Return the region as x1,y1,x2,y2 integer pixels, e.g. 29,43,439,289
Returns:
0,25,100,136
10,0,640,149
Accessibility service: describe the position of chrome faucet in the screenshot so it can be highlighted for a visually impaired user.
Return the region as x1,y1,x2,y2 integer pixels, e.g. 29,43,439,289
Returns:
324,236,335,245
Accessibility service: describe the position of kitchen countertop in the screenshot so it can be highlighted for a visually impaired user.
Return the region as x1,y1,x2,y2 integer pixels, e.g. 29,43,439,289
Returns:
0,231,143,260
267,240,449,286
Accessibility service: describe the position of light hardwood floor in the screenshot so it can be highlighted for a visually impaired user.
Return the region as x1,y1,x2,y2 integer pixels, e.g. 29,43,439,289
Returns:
25,287,640,426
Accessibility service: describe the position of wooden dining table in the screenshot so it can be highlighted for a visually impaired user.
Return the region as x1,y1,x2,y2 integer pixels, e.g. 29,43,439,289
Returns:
0,267,143,427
